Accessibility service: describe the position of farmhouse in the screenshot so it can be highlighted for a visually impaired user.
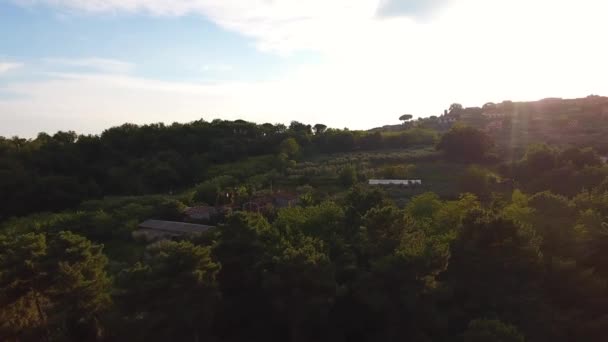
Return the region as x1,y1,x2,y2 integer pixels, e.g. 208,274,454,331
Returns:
133,219,215,242
368,179,422,186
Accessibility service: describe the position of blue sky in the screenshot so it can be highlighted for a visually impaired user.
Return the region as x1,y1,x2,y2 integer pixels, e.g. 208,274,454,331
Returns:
1,0,608,137
0,2,320,82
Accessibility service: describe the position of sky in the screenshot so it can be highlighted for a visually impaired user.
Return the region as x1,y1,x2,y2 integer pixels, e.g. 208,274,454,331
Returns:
1,0,608,137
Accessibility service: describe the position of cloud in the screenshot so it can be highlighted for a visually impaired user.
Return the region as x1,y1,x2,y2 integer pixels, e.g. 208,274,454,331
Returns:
13,0,380,54
376,0,450,18
43,57,134,73
0,62,23,74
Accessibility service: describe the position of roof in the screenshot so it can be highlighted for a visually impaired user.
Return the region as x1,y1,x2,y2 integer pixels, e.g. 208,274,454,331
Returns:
138,220,215,234
369,179,422,185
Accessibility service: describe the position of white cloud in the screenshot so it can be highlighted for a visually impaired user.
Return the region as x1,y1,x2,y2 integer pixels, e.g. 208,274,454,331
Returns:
44,57,134,73
14,0,381,53
0,62,23,74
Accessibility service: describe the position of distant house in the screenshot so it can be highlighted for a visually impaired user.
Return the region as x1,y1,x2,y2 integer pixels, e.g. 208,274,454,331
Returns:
133,220,215,242
368,179,422,186
184,206,217,221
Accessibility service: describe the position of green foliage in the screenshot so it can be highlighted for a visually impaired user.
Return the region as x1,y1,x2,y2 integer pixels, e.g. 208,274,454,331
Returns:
502,190,534,226
522,144,558,173
338,165,358,187
406,192,443,219
279,137,300,158
437,125,493,161
441,211,543,337
513,145,608,196
116,240,220,341
459,165,497,200
193,175,237,205
0,231,111,341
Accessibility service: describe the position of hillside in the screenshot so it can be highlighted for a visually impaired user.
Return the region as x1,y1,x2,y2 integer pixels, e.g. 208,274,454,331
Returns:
432,96,608,157
3,98,608,341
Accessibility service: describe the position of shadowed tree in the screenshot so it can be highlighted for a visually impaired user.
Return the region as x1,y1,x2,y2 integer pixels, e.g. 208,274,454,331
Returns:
437,125,493,162
313,124,327,135
116,240,220,341
399,114,414,123
0,231,111,341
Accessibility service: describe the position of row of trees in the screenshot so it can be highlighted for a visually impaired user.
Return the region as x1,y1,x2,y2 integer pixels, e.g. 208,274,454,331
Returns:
0,120,438,220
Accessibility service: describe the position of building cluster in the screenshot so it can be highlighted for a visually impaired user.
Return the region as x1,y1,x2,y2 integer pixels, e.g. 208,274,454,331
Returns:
134,191,300,242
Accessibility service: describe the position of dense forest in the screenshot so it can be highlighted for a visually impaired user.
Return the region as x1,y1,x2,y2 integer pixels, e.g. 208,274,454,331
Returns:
3,96,608,341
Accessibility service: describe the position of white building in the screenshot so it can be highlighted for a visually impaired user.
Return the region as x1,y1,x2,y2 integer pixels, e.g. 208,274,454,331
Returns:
368,179,422,186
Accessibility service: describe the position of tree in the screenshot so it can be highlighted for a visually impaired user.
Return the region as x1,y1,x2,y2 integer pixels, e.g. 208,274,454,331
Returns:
289,121,312,135
353,216,451,340
520,144,557,174
437,125,493,162
46,231,112,340
116,240,220,341
339,165,357,187
405,192,443,220
262,235,335,341
279,137,300,158
459,165,496,200
559,147,601,168
213,212,280,341
313,124,327,135
449,103,464,115
399,114,413,123
441,211,542,337
0,233,49,341
193,175,236,205
0,231,111,341
483,102,497,111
